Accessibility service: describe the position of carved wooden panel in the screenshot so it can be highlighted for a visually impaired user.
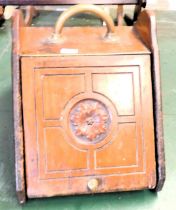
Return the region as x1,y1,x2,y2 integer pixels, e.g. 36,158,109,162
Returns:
92,73,135,116
70,99,111,142
22,55,156,197
43,74,85,119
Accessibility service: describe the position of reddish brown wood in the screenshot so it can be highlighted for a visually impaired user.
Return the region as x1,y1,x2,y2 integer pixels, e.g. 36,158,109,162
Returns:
21,55,156,198
19,26,150,55
12,10,26,204
70,100,110,141
134,10,165,192
11,4,164,202
117,5,123,26
25,6,38,26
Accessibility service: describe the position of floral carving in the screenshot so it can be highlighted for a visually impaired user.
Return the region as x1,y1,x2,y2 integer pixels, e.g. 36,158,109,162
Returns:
70,100,110,142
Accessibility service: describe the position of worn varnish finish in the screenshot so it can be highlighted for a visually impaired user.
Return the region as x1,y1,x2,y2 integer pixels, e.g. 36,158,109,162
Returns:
12,4,164,203
134,10,165,192
22,56,156,197
12,10,26,204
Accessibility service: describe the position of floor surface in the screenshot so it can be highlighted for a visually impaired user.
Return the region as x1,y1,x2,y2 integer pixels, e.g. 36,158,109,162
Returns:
0,10,176,210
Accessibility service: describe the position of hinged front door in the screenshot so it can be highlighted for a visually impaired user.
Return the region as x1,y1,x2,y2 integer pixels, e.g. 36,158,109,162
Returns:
21,55,156,198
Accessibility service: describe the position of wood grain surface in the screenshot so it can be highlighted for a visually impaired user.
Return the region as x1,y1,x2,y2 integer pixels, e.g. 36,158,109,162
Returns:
12,6,165,202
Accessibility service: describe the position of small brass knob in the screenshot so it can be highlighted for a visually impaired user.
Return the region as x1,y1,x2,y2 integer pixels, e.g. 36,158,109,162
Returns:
87,178,99,192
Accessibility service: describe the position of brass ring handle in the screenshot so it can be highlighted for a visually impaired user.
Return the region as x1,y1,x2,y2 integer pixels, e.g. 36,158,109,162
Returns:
54,4,115,38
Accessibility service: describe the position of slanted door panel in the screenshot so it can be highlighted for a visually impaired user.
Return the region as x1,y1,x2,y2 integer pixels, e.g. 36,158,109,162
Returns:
21,56,156,197
36,72,88,179
92,72,141,171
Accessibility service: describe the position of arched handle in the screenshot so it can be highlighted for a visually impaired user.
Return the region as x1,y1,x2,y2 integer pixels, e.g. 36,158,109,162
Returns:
54,4,115,38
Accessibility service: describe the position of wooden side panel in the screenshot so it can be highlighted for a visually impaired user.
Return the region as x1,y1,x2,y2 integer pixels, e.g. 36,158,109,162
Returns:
12,10,26,204
134,10,165,192
21,55,156,198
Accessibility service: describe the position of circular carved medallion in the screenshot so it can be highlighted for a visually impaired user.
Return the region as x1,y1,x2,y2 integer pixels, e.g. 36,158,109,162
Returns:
70,99,111,143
